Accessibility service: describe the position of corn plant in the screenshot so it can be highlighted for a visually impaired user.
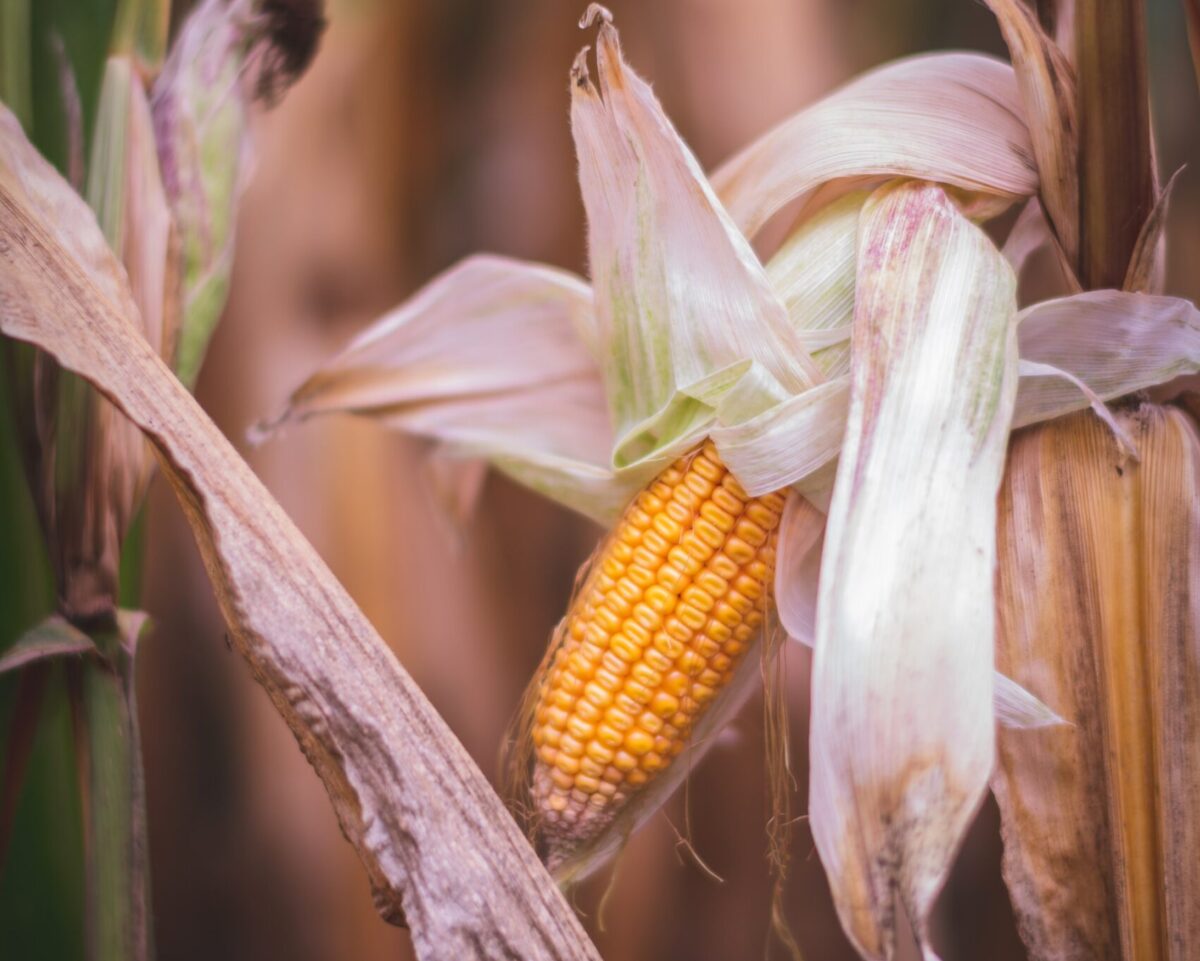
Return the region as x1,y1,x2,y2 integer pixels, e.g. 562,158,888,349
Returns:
1,2,1198,961
261,2,1200,958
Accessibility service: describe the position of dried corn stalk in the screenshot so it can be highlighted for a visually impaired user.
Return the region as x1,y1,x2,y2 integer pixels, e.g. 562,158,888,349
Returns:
981,0,1200,958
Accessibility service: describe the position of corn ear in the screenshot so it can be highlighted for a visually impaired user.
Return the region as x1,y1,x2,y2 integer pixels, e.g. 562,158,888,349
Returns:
993,401,1200,960
528,440,784,870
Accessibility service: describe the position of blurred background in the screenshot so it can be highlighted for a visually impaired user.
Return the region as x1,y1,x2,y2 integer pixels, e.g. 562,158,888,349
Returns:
2,0,1197,958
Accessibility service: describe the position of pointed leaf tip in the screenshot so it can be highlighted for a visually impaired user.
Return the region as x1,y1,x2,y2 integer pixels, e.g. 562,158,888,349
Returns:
570,8,821,468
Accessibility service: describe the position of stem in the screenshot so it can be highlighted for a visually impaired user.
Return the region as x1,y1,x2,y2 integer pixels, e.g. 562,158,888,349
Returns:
1074,0,1156,290
81,635,152,961
0,0,32,129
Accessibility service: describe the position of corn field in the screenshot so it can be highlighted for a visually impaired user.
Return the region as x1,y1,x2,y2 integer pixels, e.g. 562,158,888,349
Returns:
1,1,1199,960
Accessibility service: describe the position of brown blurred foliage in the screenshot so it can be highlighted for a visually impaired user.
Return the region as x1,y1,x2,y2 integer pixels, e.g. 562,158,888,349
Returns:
133,1,1199,959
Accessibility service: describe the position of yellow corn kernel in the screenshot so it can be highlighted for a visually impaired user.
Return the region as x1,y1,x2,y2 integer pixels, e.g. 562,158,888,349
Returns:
612,751,638,772
624,729,654,755
530,440,784,853
609,633,641,663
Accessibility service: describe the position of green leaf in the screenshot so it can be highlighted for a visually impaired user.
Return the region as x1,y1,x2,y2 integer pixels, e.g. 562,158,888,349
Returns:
0,615,97,675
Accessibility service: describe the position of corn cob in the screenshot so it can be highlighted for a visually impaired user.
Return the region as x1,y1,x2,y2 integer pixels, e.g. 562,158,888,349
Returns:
531,439,785,858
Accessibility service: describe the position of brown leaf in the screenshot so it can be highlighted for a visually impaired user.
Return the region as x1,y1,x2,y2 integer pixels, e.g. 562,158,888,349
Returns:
994,402,1200,960
1123,168,1183,295
984,0,1079,267
0,108,598,960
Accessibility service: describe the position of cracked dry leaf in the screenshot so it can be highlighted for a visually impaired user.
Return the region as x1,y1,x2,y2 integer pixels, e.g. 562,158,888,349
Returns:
0,97,599,961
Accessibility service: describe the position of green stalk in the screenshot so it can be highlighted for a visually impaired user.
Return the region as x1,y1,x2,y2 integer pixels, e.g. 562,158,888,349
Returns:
80,629,152,961
0,0,31,127
1075,0,1156,290
110,0,169,71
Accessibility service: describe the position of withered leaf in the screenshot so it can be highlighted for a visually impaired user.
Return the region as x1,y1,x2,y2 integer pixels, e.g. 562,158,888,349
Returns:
0,105,598,961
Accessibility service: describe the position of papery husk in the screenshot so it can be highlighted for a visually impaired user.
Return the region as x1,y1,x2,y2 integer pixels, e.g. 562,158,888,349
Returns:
571,5,821,469
993,401,1200,961
983,0,1077,265
810,180,1018,960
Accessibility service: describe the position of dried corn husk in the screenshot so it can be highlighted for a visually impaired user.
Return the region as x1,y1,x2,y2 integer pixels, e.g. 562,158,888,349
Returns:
810,180,1018,960
993,401,1200,961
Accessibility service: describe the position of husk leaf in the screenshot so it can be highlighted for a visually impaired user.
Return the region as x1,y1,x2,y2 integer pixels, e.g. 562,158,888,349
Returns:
993,402,1200,961
712,52,1037,240
571,5,822,471
1013,291,1200,429
983,0,1078,264
810,180,1018,960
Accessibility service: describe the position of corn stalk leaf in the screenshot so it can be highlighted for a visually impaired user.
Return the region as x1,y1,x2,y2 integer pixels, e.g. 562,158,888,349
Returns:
0,0,32,130
571,5,821,469
984,0,1078,265
994,403,1200,960
257,254,630,524
150,0,252,388
809,181,1018,959
1013,290,1200,428
711,53,1037,240
0,104,599,961
1123,168,1182,296
0,615,97,674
